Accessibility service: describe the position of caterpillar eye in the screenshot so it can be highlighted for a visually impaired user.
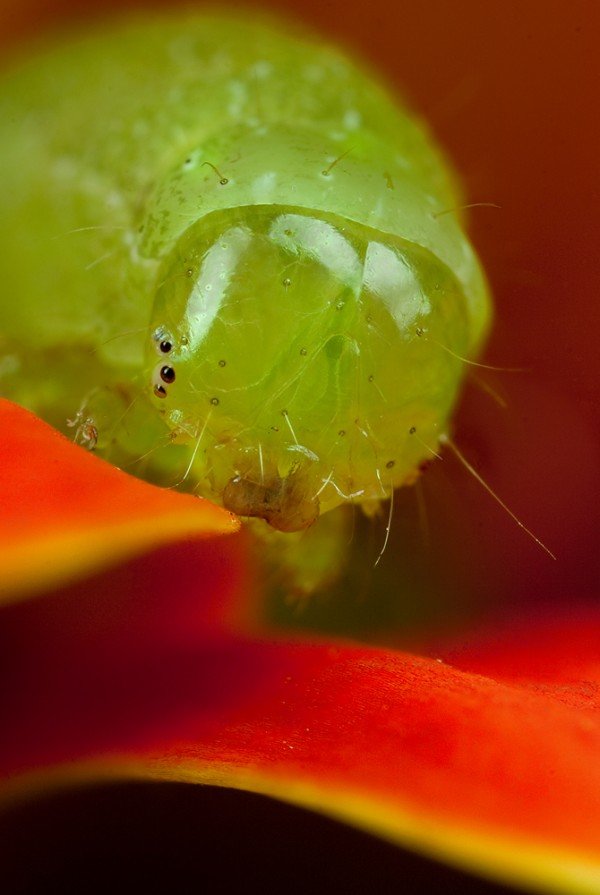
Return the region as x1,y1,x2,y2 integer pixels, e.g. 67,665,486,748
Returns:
160,365,176,383
152,327,174,355
154,384,167,398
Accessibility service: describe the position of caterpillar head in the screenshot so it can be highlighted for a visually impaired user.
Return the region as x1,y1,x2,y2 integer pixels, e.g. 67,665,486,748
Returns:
145,204,473,531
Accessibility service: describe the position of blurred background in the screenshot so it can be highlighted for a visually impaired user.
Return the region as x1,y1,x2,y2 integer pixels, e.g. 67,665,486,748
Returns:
1,1,598,891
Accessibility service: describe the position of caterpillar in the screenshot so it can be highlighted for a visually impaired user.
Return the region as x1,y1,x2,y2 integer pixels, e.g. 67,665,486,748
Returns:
0,11,491,554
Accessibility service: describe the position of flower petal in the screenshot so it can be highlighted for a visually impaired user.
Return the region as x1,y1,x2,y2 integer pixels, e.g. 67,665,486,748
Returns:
0,400,240,604
1,534,600,894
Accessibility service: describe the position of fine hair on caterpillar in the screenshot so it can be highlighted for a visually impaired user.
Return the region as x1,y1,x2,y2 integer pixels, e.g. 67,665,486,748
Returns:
0,9,555,590
431,201,502,220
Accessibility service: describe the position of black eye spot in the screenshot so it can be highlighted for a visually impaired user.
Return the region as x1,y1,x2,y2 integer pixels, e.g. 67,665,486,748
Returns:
154,384,167,399
386,460,395,469
160,365,176,384
159,340,173,354
409,426,417,435
210,397,220,406
338,429,346,437
218,359,227,367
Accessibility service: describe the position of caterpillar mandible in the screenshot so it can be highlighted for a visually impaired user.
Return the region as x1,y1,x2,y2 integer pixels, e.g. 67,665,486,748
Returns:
0,12,491,545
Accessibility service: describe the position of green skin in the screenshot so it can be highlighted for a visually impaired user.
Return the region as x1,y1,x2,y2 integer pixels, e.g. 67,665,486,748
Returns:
0,11,491,541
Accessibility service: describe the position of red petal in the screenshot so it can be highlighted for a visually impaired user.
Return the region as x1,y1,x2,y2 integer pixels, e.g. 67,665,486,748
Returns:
0,400,240,603
1,536,600,892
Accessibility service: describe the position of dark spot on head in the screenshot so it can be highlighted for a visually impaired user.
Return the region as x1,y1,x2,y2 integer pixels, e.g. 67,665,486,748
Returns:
218,359,227,367
154,384,167,399
160,365,175,384
386,460,395,469
159,340,173,354
219,177,229,186
338,429,346,437
300,347,307,356
409,426,417,435
210,397,220,406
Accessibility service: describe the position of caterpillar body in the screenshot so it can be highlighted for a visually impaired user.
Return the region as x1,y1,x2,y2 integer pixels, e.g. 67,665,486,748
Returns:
0,11,491,538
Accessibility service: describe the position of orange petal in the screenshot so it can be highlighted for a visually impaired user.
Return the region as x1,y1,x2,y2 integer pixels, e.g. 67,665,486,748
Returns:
1,533,600,894
0,400,240,603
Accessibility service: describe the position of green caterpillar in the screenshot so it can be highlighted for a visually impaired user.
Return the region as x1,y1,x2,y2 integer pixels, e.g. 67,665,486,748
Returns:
0,11,491,540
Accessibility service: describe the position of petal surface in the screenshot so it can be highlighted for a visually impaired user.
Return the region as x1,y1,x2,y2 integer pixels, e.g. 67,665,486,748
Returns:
0,400,240,603
1,536,600,894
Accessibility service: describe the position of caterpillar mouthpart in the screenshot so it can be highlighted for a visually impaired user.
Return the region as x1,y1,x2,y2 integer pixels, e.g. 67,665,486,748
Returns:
222,468,320,532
